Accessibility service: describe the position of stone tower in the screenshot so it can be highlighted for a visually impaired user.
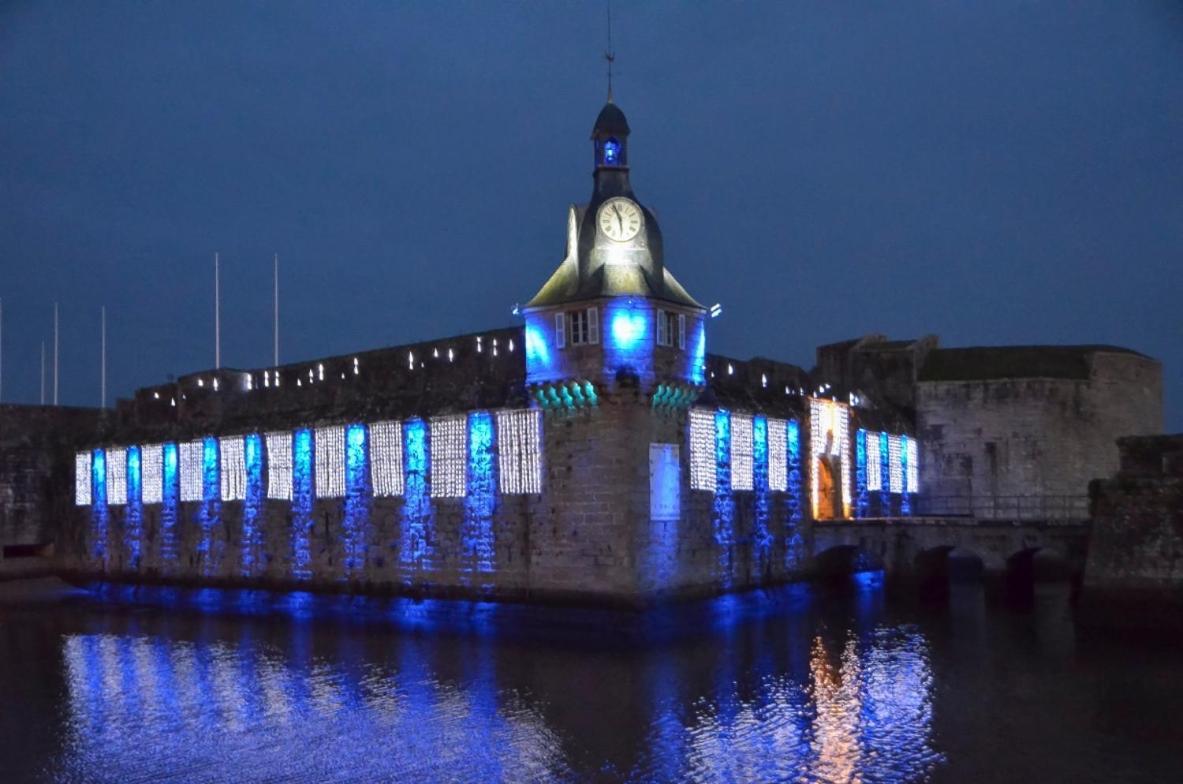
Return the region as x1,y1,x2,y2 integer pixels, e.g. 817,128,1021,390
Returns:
519,101,709,601
522,101,707,391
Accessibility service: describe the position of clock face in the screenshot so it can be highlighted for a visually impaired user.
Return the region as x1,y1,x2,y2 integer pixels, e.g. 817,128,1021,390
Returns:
597,198,643,242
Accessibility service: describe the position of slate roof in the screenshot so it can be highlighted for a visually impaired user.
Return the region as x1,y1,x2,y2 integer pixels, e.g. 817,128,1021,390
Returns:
526,246,704,309
592,101,630,137
918,345,1149,382
524,100,704,311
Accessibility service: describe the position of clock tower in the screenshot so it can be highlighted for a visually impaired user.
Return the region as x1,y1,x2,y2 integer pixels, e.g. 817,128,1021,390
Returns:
522,100,707,394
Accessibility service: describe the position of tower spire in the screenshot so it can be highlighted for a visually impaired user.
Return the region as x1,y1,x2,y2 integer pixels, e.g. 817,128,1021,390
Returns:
604,0,615,101
605,51,615,102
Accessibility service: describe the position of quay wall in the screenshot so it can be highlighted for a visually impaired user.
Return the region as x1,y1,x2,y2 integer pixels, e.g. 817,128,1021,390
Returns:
0,405,104,554
1081,434,1183,631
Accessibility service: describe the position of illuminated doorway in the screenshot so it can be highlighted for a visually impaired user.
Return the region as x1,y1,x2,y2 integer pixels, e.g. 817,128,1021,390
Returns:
816,455,838,519
809,398,852,520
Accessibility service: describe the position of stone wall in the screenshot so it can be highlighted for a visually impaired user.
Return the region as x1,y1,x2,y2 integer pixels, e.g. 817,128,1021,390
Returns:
1081,434,1183,630
916,350,1161,517
42,303,836,605
36,325,1162,606
0,405,103,552
815,334,938,412
122,326,527,439
61,389,817,604
638,405,813,598
68,472,543,598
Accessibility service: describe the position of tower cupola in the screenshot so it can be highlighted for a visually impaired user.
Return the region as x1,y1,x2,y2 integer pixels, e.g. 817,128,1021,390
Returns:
522,100,707,388
592,101,632,198
593,102,630,166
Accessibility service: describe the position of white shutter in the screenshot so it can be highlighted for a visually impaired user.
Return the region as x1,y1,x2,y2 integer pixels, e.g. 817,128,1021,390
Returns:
657,310,669,346
677,314,686,349
587,307,599,345
554,312,566,348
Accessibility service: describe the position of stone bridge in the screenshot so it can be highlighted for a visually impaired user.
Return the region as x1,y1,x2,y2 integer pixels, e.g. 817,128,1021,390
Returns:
811,517,1091,583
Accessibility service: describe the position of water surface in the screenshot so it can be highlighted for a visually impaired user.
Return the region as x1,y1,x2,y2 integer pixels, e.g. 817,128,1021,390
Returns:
1,579,1178,783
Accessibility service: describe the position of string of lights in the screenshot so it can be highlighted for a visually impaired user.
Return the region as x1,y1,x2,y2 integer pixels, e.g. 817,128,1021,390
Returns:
314,425,346,498
907,437,919,494
76,407,878,510
179,440,204,502
106,448,126,505
74,452,91,506
731,413,754,491
141,444,163,504
768,417,788,492
219,437,247,501
888,435,903,493
369,420,404,497
496,409,542,494
866,432,882,492
430,415,467,498
265,432,292,501
689,408,717,492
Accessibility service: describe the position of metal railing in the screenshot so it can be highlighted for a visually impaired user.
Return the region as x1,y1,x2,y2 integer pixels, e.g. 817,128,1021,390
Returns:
914,494,1089,521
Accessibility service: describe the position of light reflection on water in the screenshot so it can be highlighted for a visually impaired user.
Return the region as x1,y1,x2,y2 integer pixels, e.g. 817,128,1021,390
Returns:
58,630,572,783
4,580,1180,783
54,630,940,783
22,579,936,784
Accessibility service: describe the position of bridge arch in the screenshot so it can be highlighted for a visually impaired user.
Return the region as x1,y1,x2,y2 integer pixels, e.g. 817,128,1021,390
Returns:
914,545,999,583
810,519,1091,590
812,544,885,579
1006,545,1078,586
912,545,1000,597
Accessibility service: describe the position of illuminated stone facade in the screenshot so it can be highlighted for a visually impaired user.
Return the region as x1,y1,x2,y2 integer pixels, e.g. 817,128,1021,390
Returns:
813,336,1163,519
0,101,1161,605
55,102,883,602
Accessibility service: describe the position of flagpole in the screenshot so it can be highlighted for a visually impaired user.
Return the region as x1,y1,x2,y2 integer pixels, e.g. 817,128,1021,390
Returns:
101,305,107,408
214,252,221,369
40,341,45,405
53,302,59,405
273,253,279,366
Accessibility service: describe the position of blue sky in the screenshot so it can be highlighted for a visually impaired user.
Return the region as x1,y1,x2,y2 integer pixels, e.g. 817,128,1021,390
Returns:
1,1,1180,427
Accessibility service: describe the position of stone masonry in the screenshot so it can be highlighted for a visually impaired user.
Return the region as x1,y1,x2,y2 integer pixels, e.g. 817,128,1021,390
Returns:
1081,434,1183,630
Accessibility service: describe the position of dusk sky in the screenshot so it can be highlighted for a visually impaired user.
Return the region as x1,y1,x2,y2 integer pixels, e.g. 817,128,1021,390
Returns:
1,2,1180,428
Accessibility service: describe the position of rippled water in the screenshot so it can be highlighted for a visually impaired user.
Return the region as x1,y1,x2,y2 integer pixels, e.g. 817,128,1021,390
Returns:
1,579,1179,783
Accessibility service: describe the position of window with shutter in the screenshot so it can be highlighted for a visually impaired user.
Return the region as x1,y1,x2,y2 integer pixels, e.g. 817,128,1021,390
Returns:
570,310,590,344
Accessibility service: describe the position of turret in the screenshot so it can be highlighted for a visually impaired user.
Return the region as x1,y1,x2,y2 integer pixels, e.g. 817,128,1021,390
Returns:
522,101,707,391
